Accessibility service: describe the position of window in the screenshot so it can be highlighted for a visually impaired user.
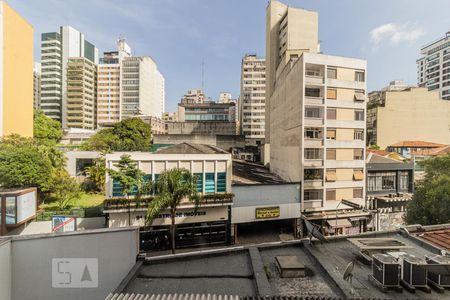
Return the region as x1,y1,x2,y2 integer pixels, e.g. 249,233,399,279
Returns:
327,88,337,100
304,169,323,180
326,189,336,201
194,173,203,192
355,71,365,82
367,172,396,191
304,189,322,201
217,172,227,192
305,107,322,118
305,87,321,97
305,128,322,139
326,149,336,160
327,129,336,140
353,169,364,181
327,108,336,120
354,149,364,160
353,188,363,198
6,197,16,225
399,171,409,190
205,173,215,193
326,169,337,182
354,109,364,121
327,68,337,79
305,148,322,160
354,130,364,140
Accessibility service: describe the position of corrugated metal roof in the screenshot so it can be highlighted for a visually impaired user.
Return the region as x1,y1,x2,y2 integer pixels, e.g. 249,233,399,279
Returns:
105,294,240,300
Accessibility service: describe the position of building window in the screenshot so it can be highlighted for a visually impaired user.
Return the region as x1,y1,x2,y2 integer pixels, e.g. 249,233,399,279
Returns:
6,197,16,225
399,171,409,190
326,149,336,160
305,87,321,98
353,169,364,181
355,71,365,82
304,169,323,180
304,189,322,201
326,169,337,182
326,129,336,140
353,188,363,198
205,173,215,193
194,173,203,192
354,110,364,121
354,130,364,140
305,128,322,139
354,149,364,160
217,172,227,192
327,108,337,120
367,172,396,191
327,68,337,79
305,107,322,118
326,189,336,201
305,148,322,160
327,88,337,100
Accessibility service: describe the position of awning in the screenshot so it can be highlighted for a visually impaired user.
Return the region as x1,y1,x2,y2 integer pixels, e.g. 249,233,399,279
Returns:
353,170,364,181
326,218,352,228
326,171,337,181
354,92,366,101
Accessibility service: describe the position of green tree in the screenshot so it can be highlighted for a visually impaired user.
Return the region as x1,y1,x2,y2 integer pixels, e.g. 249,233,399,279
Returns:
82,118,152,151
368,144,381,150
49,170,82,210
85,154,107,192
107,154,147,199
146,168,200,254
405,154,450,225
33,110,63,144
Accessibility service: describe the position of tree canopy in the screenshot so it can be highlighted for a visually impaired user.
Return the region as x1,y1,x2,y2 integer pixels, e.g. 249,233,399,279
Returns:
405,154,450,225
33,110,63,144
82,118,152,151
107,154,149,198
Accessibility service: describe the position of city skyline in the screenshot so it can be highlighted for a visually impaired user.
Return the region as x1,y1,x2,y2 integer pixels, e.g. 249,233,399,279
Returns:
9,0,450,112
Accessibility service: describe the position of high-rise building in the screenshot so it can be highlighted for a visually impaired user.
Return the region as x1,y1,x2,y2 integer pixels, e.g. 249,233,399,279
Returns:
417,31,450,100
65,58,97,129
0,1,33,137
240,54,266,145
40,26,98,127
181,89,205,104
97,39,131,127
33,62,41,110
266,1,368,233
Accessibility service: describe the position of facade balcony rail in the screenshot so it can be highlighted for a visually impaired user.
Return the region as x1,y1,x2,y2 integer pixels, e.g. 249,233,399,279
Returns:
303,199,323,210
305,74,324,85
304,96,324,105
303,159,324,167
303,179,323,188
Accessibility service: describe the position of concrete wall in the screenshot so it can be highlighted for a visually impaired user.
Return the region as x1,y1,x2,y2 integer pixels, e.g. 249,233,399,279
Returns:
0,239,12,300
153,134,245,150
166,121,238,135
10,227,138,300
8,217,106,235
64,151,100,177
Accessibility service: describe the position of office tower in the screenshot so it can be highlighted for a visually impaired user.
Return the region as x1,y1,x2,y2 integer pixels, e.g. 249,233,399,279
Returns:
40,26,98,127
0,1,33,137
65,58,97,129
240,54,266,145
417,31,450,100
266,1,368,233
33,62,41,110
97,39,131,127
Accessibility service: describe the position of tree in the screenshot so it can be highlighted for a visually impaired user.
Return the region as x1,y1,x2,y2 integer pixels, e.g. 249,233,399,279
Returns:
368,144,381,150
33,110,63,144
405,154,450,225
85,154,107,192
50,170,82,210
146,168,200,254
107,154,147,198
82,118,152,151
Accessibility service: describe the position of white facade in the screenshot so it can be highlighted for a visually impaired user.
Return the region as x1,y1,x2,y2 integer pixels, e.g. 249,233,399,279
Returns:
33,62,41,109
417,31,450,100
240,54,266,145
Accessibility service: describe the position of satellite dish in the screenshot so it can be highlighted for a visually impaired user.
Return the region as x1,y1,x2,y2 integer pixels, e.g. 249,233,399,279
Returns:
343,261,355,284
303,218,328,244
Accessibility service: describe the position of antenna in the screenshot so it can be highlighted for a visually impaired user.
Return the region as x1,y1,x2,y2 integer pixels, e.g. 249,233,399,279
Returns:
201,57,205,92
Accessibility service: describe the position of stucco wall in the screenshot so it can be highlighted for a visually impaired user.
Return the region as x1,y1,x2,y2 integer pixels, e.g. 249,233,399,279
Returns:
0,239,12,300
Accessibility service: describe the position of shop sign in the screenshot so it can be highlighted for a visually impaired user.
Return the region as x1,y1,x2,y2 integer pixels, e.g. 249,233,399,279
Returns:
255,206,280,219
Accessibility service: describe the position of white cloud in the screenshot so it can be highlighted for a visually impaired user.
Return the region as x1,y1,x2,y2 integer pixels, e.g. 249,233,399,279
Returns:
370,22,424,46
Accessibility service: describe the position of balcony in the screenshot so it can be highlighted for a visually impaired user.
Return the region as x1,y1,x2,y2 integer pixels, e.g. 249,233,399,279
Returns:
304,139,323,147
303,200,323,210
303,159,323,167
304,96,324,106
303,180,323,188
305,75,324,85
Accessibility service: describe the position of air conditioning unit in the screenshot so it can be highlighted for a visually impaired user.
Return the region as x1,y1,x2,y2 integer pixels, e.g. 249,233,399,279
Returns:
399,254,428,288
426,255,450,287
372,254,401,287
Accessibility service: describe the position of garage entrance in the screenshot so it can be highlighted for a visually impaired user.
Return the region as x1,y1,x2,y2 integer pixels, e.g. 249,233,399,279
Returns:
234,219,296,245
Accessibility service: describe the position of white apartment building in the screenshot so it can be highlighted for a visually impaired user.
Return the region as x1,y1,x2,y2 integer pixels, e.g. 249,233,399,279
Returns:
40,26,98,127
181,89,205,104
417,31,450,100
240,54,266,145
33,62,41,109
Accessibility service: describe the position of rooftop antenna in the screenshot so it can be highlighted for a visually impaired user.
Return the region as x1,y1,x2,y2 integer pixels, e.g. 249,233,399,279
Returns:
201,57,205,92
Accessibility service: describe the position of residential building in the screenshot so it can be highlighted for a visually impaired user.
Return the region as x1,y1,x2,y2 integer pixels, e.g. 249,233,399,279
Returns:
162,111,178,122
367,84,450,148
33,62,41,109
97,39,131,128
136,115,166,135
121,56,164,119
366,152,414,231
240,54,266,146
40,26,99,127
59,128,96,146
0,1,33,137
386,140,446,159
181,89,205,104
65,57,97,129
410,144,450,180
218,92,232,103
417,31,450,100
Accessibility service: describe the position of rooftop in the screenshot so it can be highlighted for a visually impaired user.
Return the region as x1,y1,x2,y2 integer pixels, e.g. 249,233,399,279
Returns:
388,141,446,148
155,143,229,155
409,224,450,252
232,160,286,185
366,153,409,165
411,145,450,156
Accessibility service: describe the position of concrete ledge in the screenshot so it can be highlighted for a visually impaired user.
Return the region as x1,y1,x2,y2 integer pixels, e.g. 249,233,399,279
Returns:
249,247,272,296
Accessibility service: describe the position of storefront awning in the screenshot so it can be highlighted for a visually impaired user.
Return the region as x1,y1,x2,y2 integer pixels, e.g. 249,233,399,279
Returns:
326,218,352,228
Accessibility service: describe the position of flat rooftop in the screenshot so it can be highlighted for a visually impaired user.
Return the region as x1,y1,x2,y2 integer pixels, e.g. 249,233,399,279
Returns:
232,160,286,185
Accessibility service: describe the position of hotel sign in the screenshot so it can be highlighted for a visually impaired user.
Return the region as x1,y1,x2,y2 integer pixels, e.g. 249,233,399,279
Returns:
255,206,280,219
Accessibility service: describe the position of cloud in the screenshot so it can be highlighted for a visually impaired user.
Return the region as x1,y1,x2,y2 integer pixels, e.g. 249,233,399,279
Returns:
369,22,424,47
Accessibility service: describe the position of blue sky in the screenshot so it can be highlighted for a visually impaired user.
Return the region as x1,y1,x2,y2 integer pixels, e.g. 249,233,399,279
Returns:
9,0,450,112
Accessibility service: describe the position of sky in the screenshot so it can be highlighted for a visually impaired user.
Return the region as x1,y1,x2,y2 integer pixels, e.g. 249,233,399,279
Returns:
9,0,450,112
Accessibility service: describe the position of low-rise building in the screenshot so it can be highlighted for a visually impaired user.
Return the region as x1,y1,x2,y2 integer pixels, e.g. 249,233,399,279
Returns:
411,145,450,180
136,115,166,135
386,140,446,158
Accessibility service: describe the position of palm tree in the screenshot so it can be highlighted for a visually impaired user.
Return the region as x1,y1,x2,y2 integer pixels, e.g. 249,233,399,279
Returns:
146,168,200,254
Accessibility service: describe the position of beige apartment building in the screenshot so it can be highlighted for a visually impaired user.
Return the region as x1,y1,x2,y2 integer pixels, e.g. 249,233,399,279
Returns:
65,57,97,130
367,85,450,149
240,54,266,145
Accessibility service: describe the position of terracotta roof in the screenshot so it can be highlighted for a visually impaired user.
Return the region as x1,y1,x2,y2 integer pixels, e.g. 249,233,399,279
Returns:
411,145,450,156
388,141,446,148
366,152,405,164
367,149,392,156
417,229,450,252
